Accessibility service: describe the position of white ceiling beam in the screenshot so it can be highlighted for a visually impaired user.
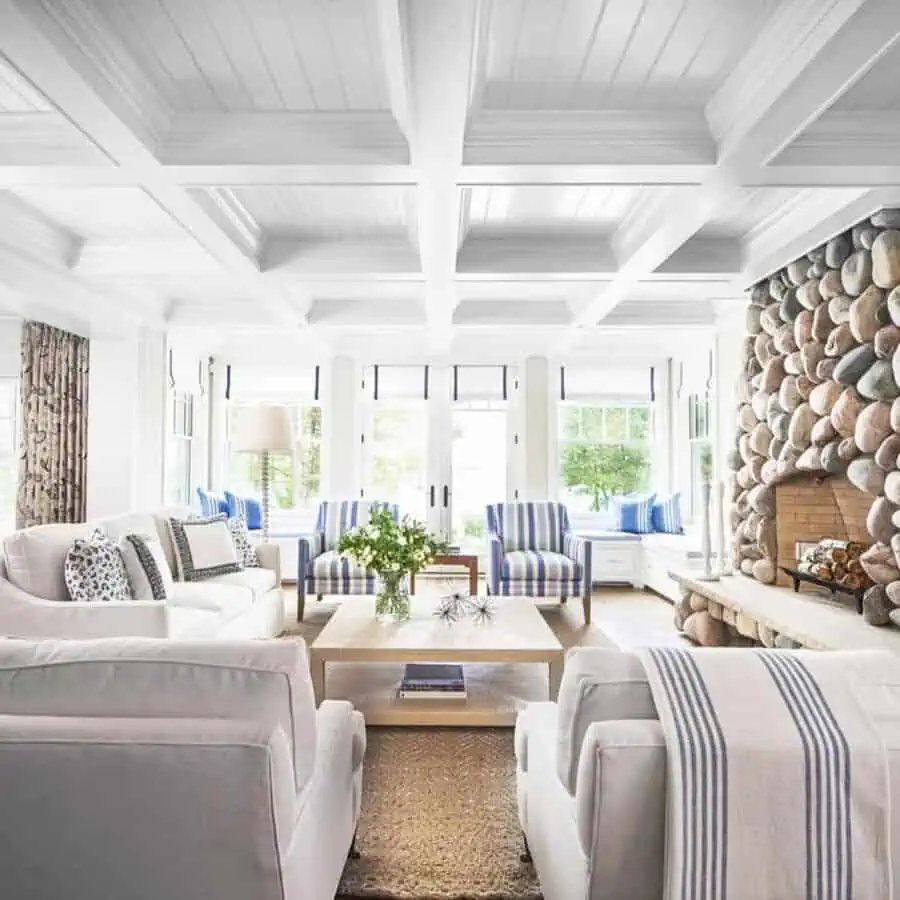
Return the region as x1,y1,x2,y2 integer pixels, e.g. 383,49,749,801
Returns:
559,0,900,349
402,0,481,339
709,0,900,169
0,111,107,166
742,187,900,286
376,0,413,140
0,242,164,335
566,179,742,336
0,0,306,332
464,110,716,167
773,111,900,166
0,191,81,268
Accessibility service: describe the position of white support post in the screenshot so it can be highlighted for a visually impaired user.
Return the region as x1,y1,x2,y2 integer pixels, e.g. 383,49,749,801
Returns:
322,356,361,500
521,357,551,501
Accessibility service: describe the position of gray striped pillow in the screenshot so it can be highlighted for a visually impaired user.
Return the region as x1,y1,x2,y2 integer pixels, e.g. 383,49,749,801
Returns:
119,534,174,602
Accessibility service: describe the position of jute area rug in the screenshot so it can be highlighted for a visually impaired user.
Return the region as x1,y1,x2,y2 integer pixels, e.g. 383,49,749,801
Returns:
337,727,541,900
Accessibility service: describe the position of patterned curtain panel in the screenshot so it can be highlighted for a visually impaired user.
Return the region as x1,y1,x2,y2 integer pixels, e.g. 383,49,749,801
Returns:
16,322,89,528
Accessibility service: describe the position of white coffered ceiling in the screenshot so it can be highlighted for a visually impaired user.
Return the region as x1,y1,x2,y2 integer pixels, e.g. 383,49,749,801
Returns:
0,0,899,363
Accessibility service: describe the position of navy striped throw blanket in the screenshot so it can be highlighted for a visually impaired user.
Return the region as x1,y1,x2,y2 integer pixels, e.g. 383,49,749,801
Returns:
637,647,894,900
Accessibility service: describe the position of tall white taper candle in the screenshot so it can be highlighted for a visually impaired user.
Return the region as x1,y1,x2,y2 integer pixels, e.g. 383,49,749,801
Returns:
695,479,719,581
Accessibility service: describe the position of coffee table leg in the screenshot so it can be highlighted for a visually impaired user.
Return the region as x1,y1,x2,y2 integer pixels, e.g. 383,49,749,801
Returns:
469,561,478,595
548,655,563,701
311,655,326,705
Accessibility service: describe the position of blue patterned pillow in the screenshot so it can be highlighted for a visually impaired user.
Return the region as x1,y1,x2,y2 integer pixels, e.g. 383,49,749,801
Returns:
614,494,656,534
651,493,684,534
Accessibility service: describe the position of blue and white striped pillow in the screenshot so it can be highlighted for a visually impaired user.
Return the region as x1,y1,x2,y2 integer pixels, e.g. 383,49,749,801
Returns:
651,492,684,534
614,494,656,535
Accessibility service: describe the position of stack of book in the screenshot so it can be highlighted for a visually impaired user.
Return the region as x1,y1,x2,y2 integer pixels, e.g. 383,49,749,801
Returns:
398,663,466,700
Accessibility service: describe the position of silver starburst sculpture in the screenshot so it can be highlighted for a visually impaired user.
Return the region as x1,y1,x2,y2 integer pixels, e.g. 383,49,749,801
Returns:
434,583,494,625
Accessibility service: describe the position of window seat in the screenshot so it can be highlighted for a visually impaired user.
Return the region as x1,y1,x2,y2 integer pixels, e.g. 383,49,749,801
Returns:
575,528,709,598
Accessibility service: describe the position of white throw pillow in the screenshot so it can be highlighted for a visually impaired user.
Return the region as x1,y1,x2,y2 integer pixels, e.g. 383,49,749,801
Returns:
227,516,259,568
64,529,133,603
168,515,241,582
119,533,175,602
3,522,95,601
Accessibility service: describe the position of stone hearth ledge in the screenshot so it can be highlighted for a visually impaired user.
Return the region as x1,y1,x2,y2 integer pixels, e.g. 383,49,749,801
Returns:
671,568,900,654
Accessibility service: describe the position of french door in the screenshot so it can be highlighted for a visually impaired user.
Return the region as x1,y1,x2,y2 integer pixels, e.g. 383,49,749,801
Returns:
361,366,516,557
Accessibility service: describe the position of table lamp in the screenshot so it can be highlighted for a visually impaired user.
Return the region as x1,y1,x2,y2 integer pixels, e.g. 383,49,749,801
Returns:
229,404,293,540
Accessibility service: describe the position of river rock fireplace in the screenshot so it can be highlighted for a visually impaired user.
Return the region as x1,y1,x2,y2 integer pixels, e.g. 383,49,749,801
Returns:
728,206,900,629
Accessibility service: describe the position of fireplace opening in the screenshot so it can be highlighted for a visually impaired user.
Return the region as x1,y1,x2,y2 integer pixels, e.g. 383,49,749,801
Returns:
772,474,871,589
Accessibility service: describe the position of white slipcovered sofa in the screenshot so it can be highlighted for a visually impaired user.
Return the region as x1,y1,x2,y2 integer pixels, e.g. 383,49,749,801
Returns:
0,511,285,639
0,637,366,900
515,648,900,900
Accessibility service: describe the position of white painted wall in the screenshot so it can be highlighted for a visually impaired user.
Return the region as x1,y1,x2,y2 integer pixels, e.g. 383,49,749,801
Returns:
87,330,167,518
0,318,21,377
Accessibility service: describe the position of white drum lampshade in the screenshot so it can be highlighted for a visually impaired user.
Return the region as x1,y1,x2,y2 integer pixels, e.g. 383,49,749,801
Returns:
229,405,293,539
229,404,294,454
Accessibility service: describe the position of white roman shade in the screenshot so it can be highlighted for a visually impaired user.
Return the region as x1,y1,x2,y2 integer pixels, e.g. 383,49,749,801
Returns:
679,349,713,396
227,366,320,402
560,364,654,402
169,348,204,394
453,365,510,401
363,365,429,400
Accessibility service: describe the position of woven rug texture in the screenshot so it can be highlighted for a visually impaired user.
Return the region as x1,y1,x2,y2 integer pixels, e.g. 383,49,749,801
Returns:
337,727,541,900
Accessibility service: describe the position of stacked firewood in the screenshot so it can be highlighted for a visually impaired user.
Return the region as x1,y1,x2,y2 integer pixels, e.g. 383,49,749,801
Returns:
797,539,871,589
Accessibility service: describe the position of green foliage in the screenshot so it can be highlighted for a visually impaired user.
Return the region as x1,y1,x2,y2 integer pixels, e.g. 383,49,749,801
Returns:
462,516,485,539
560,442,649,512
337,507,448,575
229,405,322,510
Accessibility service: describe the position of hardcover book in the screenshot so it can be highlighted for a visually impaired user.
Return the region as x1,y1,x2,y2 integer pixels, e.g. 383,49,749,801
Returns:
399,663,466,699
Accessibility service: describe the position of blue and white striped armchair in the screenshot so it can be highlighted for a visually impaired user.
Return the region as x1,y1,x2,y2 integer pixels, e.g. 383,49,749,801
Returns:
485,501,593,623
296,500,400,620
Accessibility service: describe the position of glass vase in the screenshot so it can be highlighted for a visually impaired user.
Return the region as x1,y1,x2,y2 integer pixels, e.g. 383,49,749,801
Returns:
375,570,410,622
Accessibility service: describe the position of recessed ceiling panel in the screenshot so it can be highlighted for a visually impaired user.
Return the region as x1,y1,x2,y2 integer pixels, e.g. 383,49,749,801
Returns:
466,185,642,231
228,186,415,239
482,0,783,110
93,0,390,111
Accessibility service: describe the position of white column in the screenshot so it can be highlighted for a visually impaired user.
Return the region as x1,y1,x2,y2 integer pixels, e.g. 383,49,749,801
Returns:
87,336,141,518
87,329,167,517
135,330,167,510
322,356,360,499
521,356,552,500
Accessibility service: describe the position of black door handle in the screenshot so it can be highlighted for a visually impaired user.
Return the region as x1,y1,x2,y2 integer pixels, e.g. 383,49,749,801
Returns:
442,485,449,508
430,485,435,508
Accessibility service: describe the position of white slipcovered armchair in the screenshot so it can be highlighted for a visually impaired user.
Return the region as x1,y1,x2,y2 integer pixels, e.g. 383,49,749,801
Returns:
0,637,366,900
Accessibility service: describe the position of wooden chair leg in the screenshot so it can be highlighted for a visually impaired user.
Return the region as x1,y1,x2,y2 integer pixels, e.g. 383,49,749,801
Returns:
297,591,306,622
582,594,592,626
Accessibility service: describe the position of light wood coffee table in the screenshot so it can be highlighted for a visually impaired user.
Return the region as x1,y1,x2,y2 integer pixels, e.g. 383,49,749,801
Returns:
309,595,564,727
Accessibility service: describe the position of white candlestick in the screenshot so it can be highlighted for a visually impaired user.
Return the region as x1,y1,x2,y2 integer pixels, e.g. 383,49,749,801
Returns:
695,480,719,581
715,480,732,576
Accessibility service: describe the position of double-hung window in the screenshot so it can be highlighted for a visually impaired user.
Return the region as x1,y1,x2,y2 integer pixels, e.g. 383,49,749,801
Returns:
687,393,712,520
165,390,194,507
557,365,654,515
226,368,322,518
